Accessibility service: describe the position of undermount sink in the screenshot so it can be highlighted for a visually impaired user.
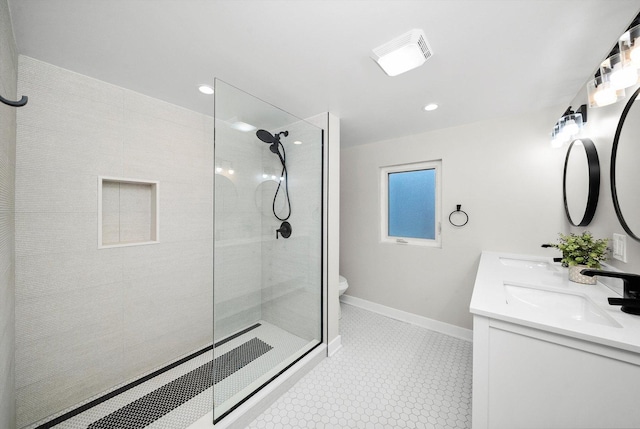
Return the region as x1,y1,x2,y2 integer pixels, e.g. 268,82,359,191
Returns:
499,257,558,271
504,283,621,328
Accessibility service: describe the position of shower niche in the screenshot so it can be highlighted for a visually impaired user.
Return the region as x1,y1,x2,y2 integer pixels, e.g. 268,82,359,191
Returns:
212,79,323,422
98,176,159,248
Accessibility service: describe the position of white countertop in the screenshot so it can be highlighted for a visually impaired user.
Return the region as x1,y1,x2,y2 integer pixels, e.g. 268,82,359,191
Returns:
470,251,640,354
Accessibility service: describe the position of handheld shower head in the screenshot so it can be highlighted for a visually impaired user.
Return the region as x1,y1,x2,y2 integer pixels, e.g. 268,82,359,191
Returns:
255,129,292,223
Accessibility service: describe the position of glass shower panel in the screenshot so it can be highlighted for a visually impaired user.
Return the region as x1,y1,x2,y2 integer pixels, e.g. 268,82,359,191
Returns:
213,79,322,421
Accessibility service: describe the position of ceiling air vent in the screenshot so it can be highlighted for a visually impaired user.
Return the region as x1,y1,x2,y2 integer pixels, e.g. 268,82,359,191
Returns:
371,29,432,77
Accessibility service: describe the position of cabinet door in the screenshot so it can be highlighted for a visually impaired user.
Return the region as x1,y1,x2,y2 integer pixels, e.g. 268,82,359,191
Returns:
487,327,640,429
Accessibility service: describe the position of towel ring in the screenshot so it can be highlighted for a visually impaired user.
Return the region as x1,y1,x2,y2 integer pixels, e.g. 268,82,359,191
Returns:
449,204,469,227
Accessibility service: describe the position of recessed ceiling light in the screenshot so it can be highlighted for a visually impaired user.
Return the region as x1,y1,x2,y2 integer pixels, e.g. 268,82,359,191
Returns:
293,140,302,145
423,103,438,111
198,84,214,95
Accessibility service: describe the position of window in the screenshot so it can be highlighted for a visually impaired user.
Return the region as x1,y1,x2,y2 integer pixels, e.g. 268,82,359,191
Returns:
381,161,441,246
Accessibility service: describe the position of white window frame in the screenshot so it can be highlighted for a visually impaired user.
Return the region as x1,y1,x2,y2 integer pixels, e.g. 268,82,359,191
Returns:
380,160,442,247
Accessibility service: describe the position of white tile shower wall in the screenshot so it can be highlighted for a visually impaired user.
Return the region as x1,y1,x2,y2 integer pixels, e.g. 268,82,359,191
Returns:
15,56,214,428
0,0,17,427
117,182,153,243
260,122,322,342
213,122,263,341
101,181,121,244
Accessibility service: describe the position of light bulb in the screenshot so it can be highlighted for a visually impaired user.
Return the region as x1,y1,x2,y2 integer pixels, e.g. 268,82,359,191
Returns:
631,46,640,66
279,176,284,181
271,175,276,180
563,119,579,136
610,67,638,90
215,167,222,173
228,169,234,175
594,86,617,107
262,174,268,179
550,123,568,148
550,136,564,149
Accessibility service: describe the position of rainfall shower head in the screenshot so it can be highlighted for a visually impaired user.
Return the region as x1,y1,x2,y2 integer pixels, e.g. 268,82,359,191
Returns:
256,129,276,143
256,129,289,154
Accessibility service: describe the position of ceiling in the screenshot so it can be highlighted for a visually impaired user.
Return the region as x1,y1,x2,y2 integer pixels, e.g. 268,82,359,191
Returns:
7,0,640,147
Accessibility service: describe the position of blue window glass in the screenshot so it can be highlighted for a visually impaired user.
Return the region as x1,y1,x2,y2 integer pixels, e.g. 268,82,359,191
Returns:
388,169,436,239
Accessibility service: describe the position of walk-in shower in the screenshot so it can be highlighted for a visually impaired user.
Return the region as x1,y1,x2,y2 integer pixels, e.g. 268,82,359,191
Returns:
13,57,323,429
213,79,323,422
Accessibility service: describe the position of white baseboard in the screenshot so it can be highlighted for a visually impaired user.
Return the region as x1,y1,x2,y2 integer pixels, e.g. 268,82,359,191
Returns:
327,335,342,356
340,295,472,342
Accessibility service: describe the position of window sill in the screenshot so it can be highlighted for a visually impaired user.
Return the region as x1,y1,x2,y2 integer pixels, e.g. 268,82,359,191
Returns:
381,238,441,248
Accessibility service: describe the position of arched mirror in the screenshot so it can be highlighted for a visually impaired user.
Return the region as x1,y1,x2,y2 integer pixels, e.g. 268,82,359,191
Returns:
563,138,600,226
612,86,640,241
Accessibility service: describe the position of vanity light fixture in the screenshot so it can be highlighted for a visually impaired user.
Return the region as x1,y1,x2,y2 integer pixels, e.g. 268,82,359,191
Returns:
619,24,640,68
587,74,624,108
550,105,587,148
198,84,214,95
371,29,433,77
550,124,566,149
600,53,638,92
586,18,640,108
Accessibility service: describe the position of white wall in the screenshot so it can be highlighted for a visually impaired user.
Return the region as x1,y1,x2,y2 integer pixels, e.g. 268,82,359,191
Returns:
307,113,340,349
0,0,17,426
15,56,214,427
214,121,263,340
340,107,566,329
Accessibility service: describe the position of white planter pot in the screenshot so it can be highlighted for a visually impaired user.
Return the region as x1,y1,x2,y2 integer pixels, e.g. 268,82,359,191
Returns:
568,265,597,285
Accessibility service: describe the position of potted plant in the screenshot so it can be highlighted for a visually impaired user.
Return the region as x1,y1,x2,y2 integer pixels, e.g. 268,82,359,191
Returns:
551,232,609,284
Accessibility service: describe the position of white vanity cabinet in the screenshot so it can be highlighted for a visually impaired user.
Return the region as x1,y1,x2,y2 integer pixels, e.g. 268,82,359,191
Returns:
470,252,640,429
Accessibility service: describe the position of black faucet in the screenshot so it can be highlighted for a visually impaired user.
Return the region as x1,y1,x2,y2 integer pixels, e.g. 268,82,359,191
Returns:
581,269,640,315
276,221,292,239
541,244,563,263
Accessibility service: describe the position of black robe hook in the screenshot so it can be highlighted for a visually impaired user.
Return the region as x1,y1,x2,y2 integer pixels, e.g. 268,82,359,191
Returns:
0,94,28,107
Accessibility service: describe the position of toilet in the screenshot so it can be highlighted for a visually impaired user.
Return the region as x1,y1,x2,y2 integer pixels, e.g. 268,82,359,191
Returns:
338,275,349,318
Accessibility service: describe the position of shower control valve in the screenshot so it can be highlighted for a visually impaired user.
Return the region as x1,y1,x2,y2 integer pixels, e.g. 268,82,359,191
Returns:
276,221,292,239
